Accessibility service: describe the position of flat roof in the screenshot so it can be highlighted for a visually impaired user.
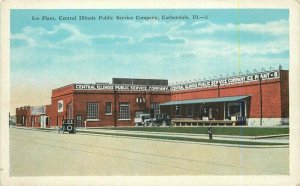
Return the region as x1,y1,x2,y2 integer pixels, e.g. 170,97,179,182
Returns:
160,95,251,106
112,78,168,86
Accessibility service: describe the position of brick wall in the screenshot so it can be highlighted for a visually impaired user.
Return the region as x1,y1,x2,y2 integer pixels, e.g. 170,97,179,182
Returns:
49,87,171,127
18,71,289,128
170,78,284,118
16,106,30,126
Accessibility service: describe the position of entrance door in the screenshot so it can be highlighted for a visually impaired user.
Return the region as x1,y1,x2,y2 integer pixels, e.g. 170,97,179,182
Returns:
31,116,34,127
40,116,45,128
76,115,82,127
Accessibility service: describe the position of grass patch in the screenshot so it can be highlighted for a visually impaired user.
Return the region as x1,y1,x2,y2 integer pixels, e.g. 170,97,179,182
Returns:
96,127,289,136
79,130,288,146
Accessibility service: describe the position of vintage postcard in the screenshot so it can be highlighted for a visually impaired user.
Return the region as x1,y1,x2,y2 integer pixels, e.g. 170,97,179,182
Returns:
1,0,300,185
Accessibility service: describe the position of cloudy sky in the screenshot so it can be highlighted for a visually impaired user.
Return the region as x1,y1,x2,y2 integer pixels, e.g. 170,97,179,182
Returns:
10,9,289,114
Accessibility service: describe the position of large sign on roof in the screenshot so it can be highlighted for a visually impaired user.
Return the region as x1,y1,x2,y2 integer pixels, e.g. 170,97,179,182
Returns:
171,70,280,91
74,84,170,91
73,70,280,92
31,106,46,115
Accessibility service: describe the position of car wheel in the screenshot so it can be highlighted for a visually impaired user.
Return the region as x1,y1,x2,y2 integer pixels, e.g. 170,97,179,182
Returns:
66,125,73,132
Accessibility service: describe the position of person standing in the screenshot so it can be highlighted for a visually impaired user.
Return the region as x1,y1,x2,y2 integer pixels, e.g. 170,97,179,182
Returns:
208,127,213,140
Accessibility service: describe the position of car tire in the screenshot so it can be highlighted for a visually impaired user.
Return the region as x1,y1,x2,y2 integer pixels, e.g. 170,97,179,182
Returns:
66,125,73,132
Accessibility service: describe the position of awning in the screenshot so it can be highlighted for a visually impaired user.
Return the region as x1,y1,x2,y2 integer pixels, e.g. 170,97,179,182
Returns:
160,95,251,106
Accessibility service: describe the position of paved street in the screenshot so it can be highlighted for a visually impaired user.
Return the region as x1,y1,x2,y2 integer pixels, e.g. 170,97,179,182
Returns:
10,128,289,176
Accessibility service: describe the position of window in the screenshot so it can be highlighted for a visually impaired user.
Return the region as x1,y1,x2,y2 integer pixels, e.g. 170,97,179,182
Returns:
105,102,112,115
58,100,63,112
228,102,241,116
136,97,146,103
119,103,130,120
175,105,181,116
186,105,194,117
150,102,160,117
87,102,99,119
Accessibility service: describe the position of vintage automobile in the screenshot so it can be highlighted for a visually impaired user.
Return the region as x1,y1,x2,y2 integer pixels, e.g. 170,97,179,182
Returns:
134,113,151,127
58,119,76,134
148,114,172,127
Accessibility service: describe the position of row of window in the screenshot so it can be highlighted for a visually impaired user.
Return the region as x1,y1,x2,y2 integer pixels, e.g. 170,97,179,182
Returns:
65,101,160,120
174,105,194,116
172,101,245,118
87,102,130,120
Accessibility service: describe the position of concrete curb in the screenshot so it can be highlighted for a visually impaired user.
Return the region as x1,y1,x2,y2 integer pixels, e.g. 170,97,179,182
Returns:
79,128,289,140
76,129,289,145
11,126,289,145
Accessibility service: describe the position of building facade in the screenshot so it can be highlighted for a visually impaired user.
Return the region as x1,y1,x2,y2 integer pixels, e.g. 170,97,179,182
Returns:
16,105,51,127
16,68,289,127
49,79,171,127
161,69,289,126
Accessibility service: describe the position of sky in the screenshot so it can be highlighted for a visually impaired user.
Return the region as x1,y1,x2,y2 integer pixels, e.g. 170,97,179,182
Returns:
10,9,289,114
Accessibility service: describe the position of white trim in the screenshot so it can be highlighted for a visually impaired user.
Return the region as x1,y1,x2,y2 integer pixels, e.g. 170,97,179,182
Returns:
247,118,289,126
86,119,100,122
105,113,113,116
118,119,131,121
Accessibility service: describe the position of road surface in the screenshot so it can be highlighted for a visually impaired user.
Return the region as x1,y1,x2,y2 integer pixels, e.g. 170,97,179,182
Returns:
10,128,289,176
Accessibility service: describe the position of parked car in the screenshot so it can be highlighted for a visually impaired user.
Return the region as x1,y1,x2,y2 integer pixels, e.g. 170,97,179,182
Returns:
149,114,172,127
59,119,76,134
134,114,151,127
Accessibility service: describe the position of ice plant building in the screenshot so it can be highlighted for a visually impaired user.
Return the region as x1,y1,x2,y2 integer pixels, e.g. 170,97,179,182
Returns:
16,67,289,127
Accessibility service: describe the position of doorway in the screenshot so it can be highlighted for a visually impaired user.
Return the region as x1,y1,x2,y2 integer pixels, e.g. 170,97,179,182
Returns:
76,115,82,127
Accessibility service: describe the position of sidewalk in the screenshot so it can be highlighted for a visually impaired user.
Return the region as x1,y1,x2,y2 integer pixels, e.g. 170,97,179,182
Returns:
77,128,289,144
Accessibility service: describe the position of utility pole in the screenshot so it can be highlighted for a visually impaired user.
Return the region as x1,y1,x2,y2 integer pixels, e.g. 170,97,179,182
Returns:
217,82,221,120
259,76,263,126
217,81,220,97
114,89,117,127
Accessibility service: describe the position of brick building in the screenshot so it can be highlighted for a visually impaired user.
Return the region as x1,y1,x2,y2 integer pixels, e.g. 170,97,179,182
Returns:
16,105,51,127
49,79,171,127
161,69,289,126
16,68,289,127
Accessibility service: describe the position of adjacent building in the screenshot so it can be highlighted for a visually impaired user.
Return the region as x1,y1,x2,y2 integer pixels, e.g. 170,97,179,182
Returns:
16,105,50,127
